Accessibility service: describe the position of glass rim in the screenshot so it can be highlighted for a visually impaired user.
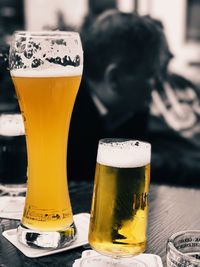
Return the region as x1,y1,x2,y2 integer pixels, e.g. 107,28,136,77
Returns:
13,30,80,39
99,138,151,146
167,230,200,264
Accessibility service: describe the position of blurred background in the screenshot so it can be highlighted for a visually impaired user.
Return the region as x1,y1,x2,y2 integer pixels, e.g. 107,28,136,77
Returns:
0,0,199,108
0,0,200,186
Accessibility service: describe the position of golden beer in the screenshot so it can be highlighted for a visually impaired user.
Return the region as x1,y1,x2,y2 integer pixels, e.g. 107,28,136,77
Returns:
12,74,81,231
89,139,151,257
9,31,83,248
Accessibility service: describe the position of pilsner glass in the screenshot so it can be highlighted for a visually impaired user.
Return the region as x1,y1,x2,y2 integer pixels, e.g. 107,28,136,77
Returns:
85,138,151,266
9,31,83,248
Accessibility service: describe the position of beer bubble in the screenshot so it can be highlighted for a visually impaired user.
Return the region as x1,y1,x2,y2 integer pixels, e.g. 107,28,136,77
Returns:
31,58,44,68
24,50,34,59
97,139,151,168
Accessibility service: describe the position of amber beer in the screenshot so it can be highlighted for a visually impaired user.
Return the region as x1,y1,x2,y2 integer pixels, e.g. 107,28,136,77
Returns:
89,139,151,257
11,69,81,231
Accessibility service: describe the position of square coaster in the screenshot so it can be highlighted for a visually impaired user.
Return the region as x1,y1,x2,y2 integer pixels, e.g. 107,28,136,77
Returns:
73,250,163,267
3,213,90,258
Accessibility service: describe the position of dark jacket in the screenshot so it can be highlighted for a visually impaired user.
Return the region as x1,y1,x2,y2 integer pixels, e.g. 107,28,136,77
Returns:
149,73,200,187
67,80,149,181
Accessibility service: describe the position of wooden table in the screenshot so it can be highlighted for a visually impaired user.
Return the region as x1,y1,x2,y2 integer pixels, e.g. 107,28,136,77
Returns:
1,182,200,267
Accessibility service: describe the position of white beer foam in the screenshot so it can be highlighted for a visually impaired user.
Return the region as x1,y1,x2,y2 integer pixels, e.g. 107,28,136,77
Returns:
11,65,83,77
97,139,151,168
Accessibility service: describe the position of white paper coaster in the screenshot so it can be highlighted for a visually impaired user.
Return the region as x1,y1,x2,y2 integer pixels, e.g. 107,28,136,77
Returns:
3,213,90,258
73,250,163,267
0,196,25,220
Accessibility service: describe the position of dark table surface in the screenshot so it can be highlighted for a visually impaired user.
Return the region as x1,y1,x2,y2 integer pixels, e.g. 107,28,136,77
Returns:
1,181,200,267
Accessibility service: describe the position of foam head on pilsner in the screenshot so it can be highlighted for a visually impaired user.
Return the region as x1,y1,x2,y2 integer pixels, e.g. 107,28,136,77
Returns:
97,139,151,168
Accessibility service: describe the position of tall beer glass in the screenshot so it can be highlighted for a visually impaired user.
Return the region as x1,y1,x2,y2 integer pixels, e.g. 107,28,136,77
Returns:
9,31,83,248
85,139,151,266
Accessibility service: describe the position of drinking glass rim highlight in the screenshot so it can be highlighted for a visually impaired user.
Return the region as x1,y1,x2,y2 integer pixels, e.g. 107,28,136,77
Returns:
167,230,200,265
98,138,151,147
13,30,81,39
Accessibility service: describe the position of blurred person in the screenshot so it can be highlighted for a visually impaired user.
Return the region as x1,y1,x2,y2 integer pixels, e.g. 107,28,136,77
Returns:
147,17,200,187
67,10,165,181
81,0,117,34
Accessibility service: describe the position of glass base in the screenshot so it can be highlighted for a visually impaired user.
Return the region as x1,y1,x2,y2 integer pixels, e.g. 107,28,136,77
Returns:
80,255,147,267
17,222,77,248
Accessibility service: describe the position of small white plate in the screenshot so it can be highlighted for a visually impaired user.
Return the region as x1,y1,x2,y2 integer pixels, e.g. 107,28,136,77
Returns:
3,213,90,258
73,250,163,267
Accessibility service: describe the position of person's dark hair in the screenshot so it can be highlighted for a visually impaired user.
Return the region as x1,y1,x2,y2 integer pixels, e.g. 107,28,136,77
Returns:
81,9,165,82
88,0,116,16
143,15,174,77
